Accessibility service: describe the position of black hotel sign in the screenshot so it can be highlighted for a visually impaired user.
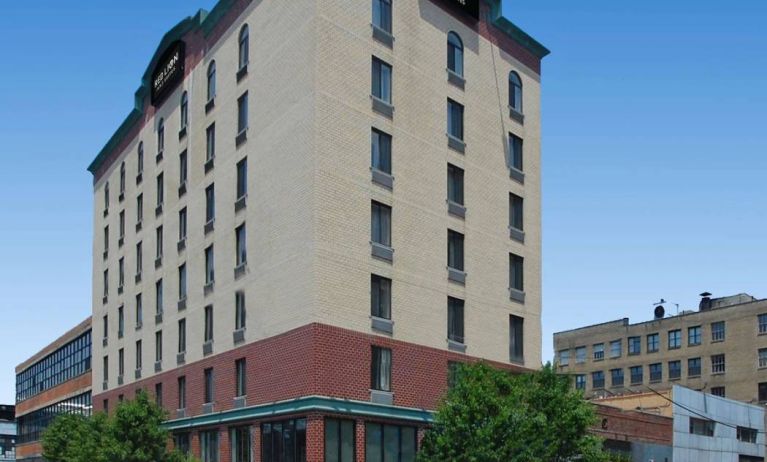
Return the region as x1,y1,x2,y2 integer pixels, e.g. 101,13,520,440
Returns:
442,0,479,20
151,40,185,106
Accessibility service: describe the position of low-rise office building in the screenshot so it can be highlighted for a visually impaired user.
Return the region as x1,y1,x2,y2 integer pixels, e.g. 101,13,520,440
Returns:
87,0,548,460
0,405,15,462
592,403,672,462
554,293,767,404
14,318,92,462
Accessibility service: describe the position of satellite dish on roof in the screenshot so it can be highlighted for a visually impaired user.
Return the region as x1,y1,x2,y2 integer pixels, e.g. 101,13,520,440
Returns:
654,305,665,319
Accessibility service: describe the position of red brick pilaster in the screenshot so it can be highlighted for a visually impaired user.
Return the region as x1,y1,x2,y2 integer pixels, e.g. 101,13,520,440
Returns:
306,413,324,462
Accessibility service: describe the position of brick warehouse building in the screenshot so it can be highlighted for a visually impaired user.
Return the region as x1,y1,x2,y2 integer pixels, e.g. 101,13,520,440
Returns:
87,0,548,460
14,318,92,462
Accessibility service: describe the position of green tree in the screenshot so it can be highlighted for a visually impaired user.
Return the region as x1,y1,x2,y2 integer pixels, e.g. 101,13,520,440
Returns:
418,362,608,462
42,390,195,462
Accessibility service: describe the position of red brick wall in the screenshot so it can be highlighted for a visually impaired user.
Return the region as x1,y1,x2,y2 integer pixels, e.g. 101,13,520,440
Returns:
593,404,673,446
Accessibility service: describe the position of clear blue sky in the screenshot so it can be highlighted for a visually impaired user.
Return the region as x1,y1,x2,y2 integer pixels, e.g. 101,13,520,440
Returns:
0,1,765,404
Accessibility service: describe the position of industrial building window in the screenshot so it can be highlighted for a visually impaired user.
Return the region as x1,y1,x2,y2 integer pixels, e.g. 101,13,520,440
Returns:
447,99,464,141
591,371,605,389
711,386,725,397
668,360,681,380
206,123,216,161
711,321,725,342
157,118,165,155
509,193,523,231
593,343,604,361
509,133,523,172
760,348,767,368
558,349,570,366
236,157,247,199
688,325,701,346
16,392,92,443
649,363,662,382
236,224,247,267
235,358,246,397
262,419,307,462
575,374,586,390
510,315,524,363
238,25,249,70
155,330,163,362
447,32,463,77
510,253,524,292
155,279,163,316
206,61,216,102
689,417,714,437
179,150,188,186
237,92,248,135
647,333,659,353
371,57,392,104
178,319,186,353
628,336,640,355
205,245,215,285
759,314,767,334
372,0,392,34
200,430,219,462
447,164,464,206
205,184,215,224
371,274,392,320
235,291,246,331
668,329,681,349
178,264,187,301
371,346,392,392
204,368,214,404
231,426,251,462
448,297,465,344
371,201,392,247
609,340,621,358
575,346,586,364
711,354,725,374
688,357,701,377
156,172,164,207
135,340,142,370
447,230,464,272
204,305,214,343
180,91,188,130
325,419,355,462
737,426,757,443
509,71,523,114
371,128,392,175
177,376,186,409
365,423,416,462
629,366,643,384
610,368,623,387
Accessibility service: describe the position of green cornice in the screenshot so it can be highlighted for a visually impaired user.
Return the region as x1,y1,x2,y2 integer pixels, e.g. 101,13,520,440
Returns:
163,396,435,431
485,0,550,59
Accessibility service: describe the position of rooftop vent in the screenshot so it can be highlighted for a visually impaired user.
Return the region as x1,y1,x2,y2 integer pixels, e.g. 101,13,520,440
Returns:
654,305,665,319
699,292,713,311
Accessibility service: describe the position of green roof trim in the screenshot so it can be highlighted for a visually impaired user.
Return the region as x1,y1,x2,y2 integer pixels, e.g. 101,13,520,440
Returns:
486,0,550,59
163,395,435,431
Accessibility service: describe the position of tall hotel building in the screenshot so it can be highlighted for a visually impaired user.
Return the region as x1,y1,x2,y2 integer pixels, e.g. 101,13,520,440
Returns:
87,0,547,460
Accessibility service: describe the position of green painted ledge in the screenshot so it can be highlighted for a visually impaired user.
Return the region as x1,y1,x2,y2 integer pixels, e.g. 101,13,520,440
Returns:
163,395,435,431
486,0,550,59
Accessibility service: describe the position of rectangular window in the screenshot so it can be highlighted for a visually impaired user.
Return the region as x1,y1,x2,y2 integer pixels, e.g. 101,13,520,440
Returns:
447,230,464,271
371,346,392,392
237,93,248,134
119,211,125,240
688,357,701,377
179,208,187,241
200,430,219,462
509,193,523,231
591,371,605,389
103,269,109,298
261,419,307,462
104,225,109,254
136,340,142,370
371,128,392,174
365,423,416,462
510,315,524,364
236,158,247,199
688,326,701,346
155,330,163,362
136,294,143,327
204,368,214,404
610,340,621,358
235,358,246,397
447,99,464,140
118,306,124,338
137,193,143,223
155,383,163,407
668,329,681,349
737,426,757,443
558,350,570,366
178,376,186,409
235,291,246,331
610,368,624,387
325,419,355,462
593,343,604,361
156,173,164,207
371,274,392,320
372,0,392,33
628,336,641,355
760,348,767,368
156,226,163,259
155,279,163,315
205,246,215,285
206,124,216,161
448,362,462,389
174,433,190,455
371,201,392,247
179,150,187,185
136,242,143,275
236,224,247,266
371,57,392,104
205,184,215,223
204,305,214,343
711,321,725,342
575,346,586,364
760,314,767,334
509,253,524,292
102,314,108,339
102,356,108,381
630,366,643,385
669,360,681,380
118,348,124,377
447,164,464,205
447,297,464,344
178,319,186,353
647,333,659,353
689,417,715,437
231,426,251,462
711,354,725,374
575,375,586,390
509,133,523,171
649,363,662,382
760,382,767,403
178,264,187,300
118,258,125,288
711,386,725,397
